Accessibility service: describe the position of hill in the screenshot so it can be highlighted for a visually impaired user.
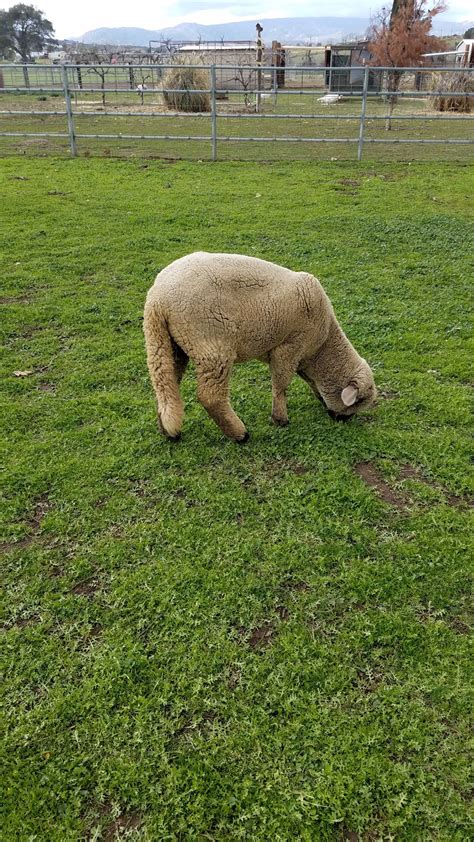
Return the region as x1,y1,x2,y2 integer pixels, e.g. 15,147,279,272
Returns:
77,15,473,47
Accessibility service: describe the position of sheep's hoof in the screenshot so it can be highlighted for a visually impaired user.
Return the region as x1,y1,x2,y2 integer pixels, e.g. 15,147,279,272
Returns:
236,431,250,444
158,416,181,441
270,414,289,427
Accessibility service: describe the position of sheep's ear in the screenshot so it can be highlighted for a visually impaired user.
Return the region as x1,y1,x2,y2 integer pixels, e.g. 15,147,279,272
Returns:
341,383,359,406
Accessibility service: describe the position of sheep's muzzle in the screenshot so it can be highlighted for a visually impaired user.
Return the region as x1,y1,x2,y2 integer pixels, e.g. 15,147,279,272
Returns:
327,409,352,423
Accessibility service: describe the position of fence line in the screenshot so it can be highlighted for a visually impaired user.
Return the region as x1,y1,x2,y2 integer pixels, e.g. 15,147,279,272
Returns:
0,63,472,160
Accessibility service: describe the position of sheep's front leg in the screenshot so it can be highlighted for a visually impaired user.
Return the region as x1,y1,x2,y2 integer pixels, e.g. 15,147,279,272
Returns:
196,357,249,442
269,342,302,427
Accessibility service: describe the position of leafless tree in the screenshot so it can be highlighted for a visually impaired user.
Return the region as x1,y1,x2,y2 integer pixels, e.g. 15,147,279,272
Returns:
66,44,118,106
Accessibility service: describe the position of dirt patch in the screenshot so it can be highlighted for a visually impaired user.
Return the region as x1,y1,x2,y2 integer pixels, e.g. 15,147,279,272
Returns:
281,579,311,593
82,797,142,836
445,493,473,509
289,462,310,476
338,178,360,187
175,710,218,739
354,462,406,509
275,605,290,621
398,464,473,508
264,459,310,477
83,623,103,641
417,609,472,639
0,294,31,305
248,623,276,649
37,382,56,393
0,535,36,554
103,811,142,840
398,464,420,480
17,324,44,338
237,621,276,650
2,614,39,631
355,459,469,509
446,617,471,635
16,616,37,628
29,495,51,530
0,494,52,554
341,831,360,842
71,576,101,597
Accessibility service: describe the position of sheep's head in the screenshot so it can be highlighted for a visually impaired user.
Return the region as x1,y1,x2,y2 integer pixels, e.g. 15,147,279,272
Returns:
320,360,376,422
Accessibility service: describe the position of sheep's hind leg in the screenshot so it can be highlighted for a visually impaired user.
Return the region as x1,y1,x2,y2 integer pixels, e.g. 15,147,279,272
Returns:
196,357,248,442
155,341,189,440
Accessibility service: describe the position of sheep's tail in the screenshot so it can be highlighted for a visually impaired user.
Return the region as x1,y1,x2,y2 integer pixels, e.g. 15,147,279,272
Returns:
143,298,184,439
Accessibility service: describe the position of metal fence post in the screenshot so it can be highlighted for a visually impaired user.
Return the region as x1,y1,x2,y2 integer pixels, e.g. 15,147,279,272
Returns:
358,65,369,162
210,64,217,162
22,63,30,89
61,65,77,157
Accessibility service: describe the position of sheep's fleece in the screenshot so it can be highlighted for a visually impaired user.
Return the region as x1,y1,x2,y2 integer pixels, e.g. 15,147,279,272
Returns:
144,252,376,441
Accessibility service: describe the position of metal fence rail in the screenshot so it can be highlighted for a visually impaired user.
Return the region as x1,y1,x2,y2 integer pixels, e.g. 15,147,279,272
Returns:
0,63,472,161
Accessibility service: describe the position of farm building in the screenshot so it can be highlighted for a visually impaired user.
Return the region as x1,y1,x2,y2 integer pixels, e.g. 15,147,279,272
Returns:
423,39,474,67
324,42,382,92
144,39,275,91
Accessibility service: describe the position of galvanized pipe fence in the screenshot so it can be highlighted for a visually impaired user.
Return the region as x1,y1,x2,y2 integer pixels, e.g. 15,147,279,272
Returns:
0,63,473,160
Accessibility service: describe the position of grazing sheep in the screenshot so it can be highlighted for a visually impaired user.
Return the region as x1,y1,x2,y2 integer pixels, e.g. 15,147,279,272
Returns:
318,94,343,104
144,252,376,441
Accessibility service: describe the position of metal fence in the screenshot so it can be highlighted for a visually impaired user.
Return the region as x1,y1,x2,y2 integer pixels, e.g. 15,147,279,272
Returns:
0,63,472,161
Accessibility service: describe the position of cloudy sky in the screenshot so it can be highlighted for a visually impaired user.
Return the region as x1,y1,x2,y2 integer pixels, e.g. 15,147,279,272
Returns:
14,0,474,38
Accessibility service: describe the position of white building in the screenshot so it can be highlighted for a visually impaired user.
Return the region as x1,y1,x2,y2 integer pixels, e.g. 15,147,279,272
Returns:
423,39,474,67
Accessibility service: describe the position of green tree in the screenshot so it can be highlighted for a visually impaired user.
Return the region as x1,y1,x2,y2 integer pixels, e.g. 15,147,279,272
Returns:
0,4,56,62
463,27,474,38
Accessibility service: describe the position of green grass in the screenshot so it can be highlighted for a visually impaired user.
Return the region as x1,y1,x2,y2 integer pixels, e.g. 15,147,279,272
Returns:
1,88,473,162
1,157,473,841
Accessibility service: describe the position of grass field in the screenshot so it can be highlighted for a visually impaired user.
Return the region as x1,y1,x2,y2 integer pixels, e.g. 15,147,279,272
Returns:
1,157,473,841
1,83,473,162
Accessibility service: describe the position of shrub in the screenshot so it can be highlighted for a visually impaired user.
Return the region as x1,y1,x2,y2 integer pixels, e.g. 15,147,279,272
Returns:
163,62,210,112
432,71,473,113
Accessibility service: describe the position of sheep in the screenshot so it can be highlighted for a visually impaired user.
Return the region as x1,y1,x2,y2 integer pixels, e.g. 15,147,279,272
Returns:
144,252,376,442
318,94,343,104
136,83,147,104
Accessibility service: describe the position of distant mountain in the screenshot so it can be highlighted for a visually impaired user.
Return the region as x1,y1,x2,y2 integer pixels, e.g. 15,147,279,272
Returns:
77,16,473,47
77,18,370,46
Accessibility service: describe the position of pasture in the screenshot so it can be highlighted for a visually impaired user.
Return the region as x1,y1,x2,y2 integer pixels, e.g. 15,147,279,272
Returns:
1,85,473,162
1,157,473,840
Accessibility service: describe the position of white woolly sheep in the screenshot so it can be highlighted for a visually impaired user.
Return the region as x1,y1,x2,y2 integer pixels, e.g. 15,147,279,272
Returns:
318,94,343,104
144,252,376,442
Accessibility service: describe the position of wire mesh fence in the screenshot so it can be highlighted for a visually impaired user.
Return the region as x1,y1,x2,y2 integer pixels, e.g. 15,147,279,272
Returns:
0,63,472,162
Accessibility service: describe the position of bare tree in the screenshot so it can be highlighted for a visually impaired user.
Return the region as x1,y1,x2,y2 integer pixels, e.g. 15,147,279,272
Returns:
228,55,257,110
230,67,255,109
67,44,118,106
368,0,446,128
